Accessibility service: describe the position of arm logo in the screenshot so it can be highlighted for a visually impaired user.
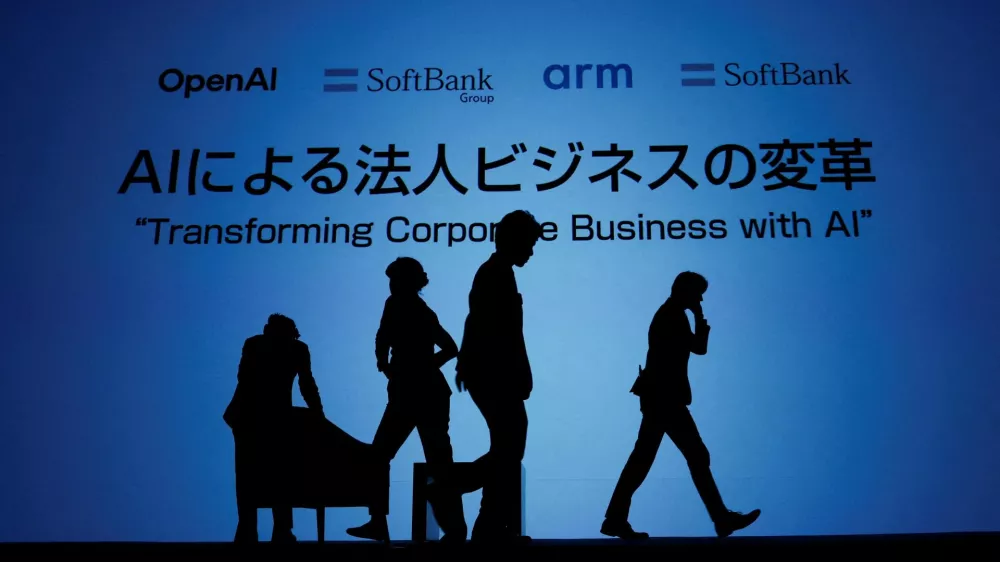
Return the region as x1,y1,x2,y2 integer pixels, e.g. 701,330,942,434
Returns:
543,63,633,90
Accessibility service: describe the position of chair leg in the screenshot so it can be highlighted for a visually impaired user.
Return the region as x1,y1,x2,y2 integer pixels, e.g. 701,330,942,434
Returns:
317,508,325,543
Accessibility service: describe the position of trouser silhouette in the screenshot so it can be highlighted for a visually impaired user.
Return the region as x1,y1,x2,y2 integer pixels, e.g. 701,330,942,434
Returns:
467,387,528,534
369,390,466,535
234,428,293,537
606,404,727,523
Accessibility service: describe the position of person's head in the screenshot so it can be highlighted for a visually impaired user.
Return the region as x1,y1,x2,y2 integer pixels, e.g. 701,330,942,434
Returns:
495,210,543,267
263,313,300,340
386,257,429,296
670,271,708,308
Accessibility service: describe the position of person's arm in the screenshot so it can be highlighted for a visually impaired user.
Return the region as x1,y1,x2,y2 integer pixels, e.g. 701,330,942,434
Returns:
648,305,696,357
431,314,459,369
236,338,252,382
224,338,254,427
504,275,533,399
375,298,393,376
297,343,324,413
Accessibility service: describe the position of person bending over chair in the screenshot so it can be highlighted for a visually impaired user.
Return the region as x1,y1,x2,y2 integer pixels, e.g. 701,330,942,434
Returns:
224,313,325,544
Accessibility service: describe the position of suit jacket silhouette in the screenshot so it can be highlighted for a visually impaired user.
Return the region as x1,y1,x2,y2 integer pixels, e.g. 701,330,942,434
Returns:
376,293,452,398
456,253,532,399
630,298,709,407
224,333,323,431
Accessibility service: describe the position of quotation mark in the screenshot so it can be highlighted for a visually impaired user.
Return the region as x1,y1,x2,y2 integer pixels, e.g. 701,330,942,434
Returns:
859,209,873,218
135,217,149,226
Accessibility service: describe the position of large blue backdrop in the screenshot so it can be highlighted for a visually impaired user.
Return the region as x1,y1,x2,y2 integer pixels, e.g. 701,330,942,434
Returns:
1,0,998,542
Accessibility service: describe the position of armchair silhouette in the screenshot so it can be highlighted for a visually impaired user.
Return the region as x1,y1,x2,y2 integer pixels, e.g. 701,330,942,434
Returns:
245,407,389,542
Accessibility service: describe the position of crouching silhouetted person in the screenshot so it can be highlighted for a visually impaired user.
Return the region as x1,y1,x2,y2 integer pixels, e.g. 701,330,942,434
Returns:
224,314,325,543
602,272,760,540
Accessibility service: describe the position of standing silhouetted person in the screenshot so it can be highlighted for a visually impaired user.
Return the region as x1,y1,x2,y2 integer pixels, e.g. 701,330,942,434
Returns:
223,314,324,543
346,258,467,543
601,272,760,539
455,210,542,543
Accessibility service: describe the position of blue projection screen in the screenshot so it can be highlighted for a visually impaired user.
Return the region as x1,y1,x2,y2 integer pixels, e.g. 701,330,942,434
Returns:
1,0,999,543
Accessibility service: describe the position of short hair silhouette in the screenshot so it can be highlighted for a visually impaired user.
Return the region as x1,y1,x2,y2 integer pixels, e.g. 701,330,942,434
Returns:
495,210,542,252
263,313,300,339
670,272,709,299
385,257,429,293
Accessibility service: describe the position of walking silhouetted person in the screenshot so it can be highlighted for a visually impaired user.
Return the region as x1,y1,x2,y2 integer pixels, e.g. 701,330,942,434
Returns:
602,272,760,539
223,314,325,543
346,258,467,543
455,210,542,543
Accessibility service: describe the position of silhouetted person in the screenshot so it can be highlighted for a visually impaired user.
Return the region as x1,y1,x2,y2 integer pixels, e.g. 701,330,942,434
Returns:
223,314,324,543
455,210,542,543
601,272,760,540
346,258,467,543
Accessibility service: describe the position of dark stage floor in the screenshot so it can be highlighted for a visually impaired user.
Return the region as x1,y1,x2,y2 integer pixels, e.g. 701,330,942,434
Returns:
2,533,997,560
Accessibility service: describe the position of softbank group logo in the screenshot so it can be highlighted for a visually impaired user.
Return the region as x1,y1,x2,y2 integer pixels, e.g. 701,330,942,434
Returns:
321,67,496,104
678,62,851,87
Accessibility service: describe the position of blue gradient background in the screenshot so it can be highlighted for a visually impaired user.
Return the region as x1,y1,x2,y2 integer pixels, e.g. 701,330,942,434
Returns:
1,0,999,543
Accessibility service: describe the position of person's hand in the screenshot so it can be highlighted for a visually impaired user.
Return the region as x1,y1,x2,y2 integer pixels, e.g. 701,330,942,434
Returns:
688,302,704,320
455,373,465,393
377,360,391,379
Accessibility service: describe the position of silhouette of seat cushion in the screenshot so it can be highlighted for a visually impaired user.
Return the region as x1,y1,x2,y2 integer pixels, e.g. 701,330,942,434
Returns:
251,407,387,509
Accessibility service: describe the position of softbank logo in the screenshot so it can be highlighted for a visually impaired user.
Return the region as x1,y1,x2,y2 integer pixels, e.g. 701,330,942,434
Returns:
321,66,496,104
543,63,633,90
679,62,851,87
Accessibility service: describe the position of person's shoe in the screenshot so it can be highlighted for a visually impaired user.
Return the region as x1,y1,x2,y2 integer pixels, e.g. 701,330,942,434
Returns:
234,521,258,544
507,534,532,545
600,518,649,540
470,527,495,543
347,519,390,543
472,526,531,545
714,509,761,538
271,530,297,544
233,530,258,544
440,531,468,544
470,515,500,543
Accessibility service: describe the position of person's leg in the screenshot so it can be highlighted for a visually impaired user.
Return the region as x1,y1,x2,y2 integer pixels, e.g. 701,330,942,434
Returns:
468,387,504,539
270,508,295,542
493,399,527,537
233,431,259,543
664,407,760,536
347,400,414,542
601,415,663,539
666,407,760,537
415,393,467,540
263,421,296,542
663,407,727,521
